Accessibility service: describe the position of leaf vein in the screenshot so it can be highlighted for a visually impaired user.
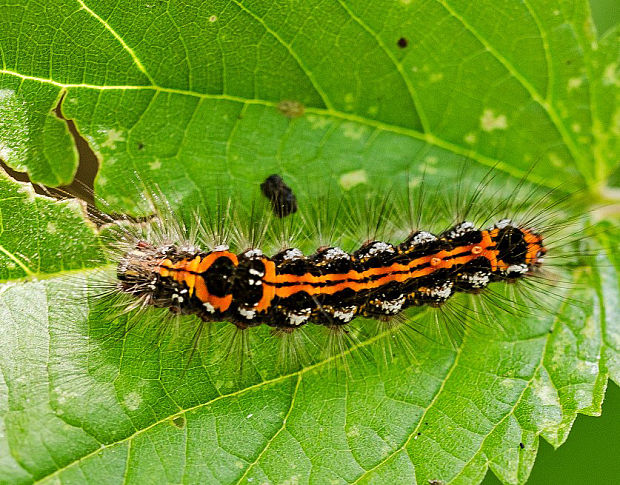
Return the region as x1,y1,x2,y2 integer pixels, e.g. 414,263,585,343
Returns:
229,0,333,109
333,0,431,133
75,0,156,85
434,0,588,181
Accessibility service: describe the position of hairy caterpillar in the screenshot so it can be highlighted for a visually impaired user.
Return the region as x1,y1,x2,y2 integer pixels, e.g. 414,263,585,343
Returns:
72,164,590,373
117,219,544,329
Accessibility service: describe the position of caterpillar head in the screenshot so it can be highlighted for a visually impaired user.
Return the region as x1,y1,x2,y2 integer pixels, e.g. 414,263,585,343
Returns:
116,241,170,294
492,219,546,276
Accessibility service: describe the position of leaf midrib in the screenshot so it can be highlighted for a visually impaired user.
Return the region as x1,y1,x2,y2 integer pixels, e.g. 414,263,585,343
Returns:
76,0,593,184
0,69,563,193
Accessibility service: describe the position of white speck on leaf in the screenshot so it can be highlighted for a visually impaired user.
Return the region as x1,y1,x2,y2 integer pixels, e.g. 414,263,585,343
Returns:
480,109,508,131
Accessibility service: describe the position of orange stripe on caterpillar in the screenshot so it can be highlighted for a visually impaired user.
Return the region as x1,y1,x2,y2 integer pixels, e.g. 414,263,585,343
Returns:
158,251,238,312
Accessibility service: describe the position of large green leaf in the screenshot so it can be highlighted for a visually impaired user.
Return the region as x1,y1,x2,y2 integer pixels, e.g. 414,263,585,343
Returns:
0,1,618,484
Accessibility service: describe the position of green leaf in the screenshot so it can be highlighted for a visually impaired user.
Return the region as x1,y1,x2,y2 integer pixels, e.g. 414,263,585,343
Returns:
0,1,618,484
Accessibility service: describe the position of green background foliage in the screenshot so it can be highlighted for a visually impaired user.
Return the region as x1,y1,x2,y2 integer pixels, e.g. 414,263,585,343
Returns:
0,0,618,484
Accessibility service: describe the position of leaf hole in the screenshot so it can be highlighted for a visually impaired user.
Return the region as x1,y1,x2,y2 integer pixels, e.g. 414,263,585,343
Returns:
0,91,99,204
52,91,99,203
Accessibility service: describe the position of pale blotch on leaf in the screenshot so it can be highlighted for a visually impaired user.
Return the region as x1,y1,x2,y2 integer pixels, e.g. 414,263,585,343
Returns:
408,176,422,188
277,100,305,119
429,72,444,83
344,92,356,111
567,77,583,91
500,378,517,389
603,63,619,86
572,123,581,133
576,360,599,375
306,114,331,130
532,375,559,407
580,315,597,340
339,169,368,190
281,475,301,485
149,159,162,170
123,391,142,411
17,183,36,202
209,15,218,22
0,146,14,161
480,109,508,132
47,222,57,234
380,442,391,457
342,122,367,140
464,132,477,144
421,155,438,174
574,389,592,407
548,152,563,167
0,88,29,167
100,128,125,150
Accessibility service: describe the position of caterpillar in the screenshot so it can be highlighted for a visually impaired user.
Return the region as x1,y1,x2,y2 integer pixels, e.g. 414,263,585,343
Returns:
117,218,544,330
76,164,584,372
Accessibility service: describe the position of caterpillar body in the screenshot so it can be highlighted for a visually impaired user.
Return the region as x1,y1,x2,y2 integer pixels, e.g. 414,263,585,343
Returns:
117,219,545,331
